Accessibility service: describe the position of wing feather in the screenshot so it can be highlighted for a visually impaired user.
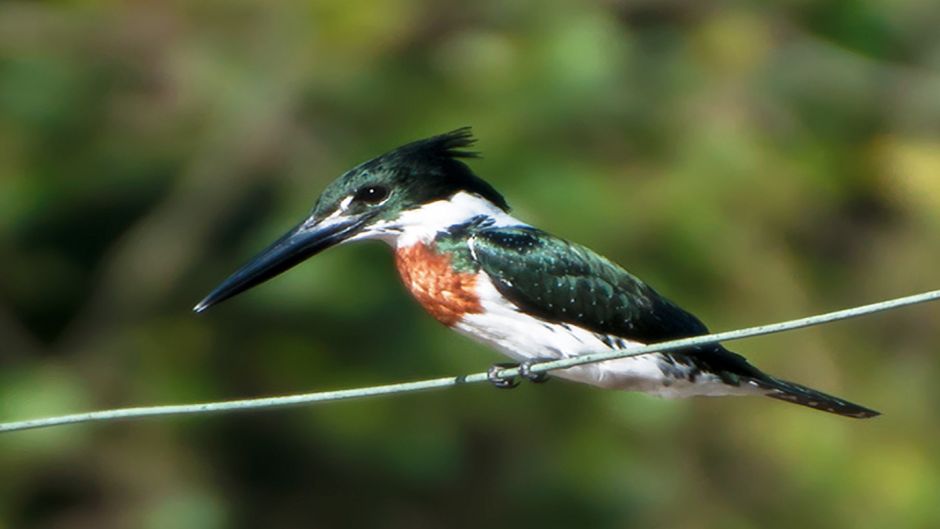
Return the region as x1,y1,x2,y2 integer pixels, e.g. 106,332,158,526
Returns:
471,227,771,380
471,227,709,343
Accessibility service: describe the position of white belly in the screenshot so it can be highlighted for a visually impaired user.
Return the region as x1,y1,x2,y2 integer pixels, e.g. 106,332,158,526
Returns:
455,274,762,398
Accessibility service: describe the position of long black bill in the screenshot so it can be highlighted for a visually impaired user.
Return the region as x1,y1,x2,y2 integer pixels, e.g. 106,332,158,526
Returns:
193,215,368,313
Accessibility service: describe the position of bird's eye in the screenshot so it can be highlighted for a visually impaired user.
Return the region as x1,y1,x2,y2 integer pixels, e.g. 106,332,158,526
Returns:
353,185,389,205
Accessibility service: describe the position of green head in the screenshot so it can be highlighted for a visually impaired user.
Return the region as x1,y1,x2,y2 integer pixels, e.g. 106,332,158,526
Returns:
194,128,508,312
310,127,506,223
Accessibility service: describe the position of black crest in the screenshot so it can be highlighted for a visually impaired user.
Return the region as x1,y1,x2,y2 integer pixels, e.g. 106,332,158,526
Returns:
395,127,480,161
377,127,509,211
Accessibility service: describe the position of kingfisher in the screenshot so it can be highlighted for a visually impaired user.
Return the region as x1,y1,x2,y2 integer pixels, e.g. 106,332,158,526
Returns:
194,128,878,419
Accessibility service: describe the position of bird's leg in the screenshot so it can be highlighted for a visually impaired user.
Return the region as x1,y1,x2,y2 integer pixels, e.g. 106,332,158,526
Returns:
487,360,552,388
487,363,520,389
518,360,551,384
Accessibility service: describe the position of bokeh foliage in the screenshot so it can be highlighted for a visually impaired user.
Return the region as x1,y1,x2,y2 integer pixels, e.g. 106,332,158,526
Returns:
2,0,940,528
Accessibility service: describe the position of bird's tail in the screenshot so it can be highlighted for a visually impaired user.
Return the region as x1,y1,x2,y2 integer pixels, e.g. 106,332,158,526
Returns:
747,376,880,419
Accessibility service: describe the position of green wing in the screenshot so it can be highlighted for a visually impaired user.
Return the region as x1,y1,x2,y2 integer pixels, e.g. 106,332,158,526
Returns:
470,226,710,343
469,226,766,380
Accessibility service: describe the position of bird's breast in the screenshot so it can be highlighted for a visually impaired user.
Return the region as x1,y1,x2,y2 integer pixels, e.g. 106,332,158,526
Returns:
394,242,483,326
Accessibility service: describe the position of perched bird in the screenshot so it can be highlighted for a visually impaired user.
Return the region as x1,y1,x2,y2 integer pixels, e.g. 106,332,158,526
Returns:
194,128,878,418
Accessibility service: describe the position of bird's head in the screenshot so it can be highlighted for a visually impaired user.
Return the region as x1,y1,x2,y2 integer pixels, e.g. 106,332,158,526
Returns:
194,128,508,312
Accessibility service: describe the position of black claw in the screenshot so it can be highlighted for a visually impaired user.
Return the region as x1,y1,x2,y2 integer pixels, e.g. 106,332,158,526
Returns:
487,363,520,389
519,361,550,384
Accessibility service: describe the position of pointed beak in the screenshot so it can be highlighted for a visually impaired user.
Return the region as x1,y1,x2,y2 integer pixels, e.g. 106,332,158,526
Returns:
193,213,369,313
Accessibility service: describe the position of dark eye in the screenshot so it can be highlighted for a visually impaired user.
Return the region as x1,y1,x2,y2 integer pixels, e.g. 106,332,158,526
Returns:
353,185,389,204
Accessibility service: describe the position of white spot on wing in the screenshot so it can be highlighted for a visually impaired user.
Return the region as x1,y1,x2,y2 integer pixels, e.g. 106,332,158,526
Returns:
467,236,479,261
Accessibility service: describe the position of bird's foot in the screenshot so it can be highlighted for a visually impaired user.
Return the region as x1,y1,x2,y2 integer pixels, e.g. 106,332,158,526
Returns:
519,360,551,384
486,360,551,389
487,363,520,389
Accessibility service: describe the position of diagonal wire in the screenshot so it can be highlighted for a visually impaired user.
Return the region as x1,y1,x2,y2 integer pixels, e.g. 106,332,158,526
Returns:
1,289,939,434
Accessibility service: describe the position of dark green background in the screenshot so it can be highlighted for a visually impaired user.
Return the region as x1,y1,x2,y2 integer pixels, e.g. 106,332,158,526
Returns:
2,1,939,528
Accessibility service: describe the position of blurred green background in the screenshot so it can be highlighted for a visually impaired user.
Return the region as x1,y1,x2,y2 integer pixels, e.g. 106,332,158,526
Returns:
2,0,940,528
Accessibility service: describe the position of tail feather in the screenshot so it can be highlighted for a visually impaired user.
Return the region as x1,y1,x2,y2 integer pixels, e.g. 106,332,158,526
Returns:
748,377,880,419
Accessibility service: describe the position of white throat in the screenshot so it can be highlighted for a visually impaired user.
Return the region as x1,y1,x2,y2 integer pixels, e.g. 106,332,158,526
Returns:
358,191,525,248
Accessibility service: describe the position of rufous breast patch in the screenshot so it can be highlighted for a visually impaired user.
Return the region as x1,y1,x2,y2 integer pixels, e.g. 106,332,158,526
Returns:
394,243,483,326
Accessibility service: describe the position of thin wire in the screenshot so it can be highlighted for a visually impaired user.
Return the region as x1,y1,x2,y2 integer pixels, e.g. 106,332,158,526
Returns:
2,289,938,434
